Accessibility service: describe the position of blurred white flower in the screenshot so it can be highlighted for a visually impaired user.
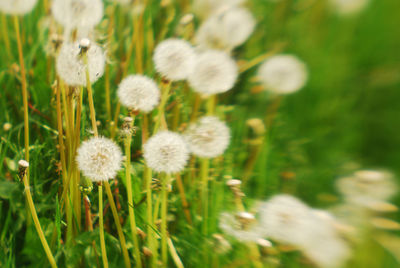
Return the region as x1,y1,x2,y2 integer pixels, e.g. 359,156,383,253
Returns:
219,211,262,242
195,7,256,50
143,131,189,173
192,0,245,19
188,50,238,95
259,195,350,267
56,41,105,86
329,0,370,15
52,0,104,30
153,38,196,81
257,54,308,94
336,170,397,207
76,137,123,182
0,0,38,15
117,75,160,113
184,116,230,158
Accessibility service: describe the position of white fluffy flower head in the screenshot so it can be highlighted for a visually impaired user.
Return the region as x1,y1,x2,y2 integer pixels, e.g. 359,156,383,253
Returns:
143,131,189,173
76,137,123,182
219,211,262,242
0,0,38,15
153,39,196,81
195,7,256,50
192,0,245,19
52,0,103,30
258,54,308,94
184,116,230,158
117,75,160,113
329,0,370,15
188,50,238,95
56,41,105,86
336,170,397,207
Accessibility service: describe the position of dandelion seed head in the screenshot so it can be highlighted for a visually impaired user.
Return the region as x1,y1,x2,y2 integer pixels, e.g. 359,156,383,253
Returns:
219,212,262,242
56,41,105,86
336,170,397,207
329,0,370,15
153,38,196,81
195,7,256,50
18,160,29,168
0,0,38,15
76,137,123,182
52,0,104,30
188,50,238,95
258,54,308,94
192,0,245,19
143,131,189,173
184,116,230,158
117,75,160,113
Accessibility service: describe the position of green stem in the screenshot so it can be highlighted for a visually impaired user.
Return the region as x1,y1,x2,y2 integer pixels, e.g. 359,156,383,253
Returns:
104,182,132,268
124,116,143,268
144,166,157,267
98,183,109,268
200,158,209,236
161,173,171,266
22,173,57,268
153,81,171,134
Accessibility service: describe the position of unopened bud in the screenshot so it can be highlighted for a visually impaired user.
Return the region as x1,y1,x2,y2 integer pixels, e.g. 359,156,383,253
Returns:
18,160,29,180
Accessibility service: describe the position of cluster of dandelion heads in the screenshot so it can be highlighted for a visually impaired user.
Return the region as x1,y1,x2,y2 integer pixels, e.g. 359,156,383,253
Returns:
188,50,238,96
184,116,230,158
219,211,262,242
52,0,104,31
0,0,38,15
257,54,308,94
143,131,189,174
76,137,123,182
196,7,256,50
117,75,160,113
56,41,105,86
336,170,397,208
153,38,196,81
329,0,370,15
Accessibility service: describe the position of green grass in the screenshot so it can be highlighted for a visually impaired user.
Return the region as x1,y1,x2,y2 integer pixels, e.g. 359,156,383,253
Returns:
0,0,400,267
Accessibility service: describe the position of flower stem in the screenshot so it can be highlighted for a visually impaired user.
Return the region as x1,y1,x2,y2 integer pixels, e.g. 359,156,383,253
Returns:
200,158,209,236
104,182,132,268
83,53,98,136
161,173,171,266
124,116,143,268
22,172,57,268
13,16,29,179
153,80,171,134
98,183,109,268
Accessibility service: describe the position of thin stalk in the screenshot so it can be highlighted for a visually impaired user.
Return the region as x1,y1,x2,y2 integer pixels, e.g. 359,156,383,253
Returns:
189,94,201,123
144,166,157,267
175,174,192,225
13,16,29,178
22,172,57,268
168,237,184,268
104,182,132,268
98,183,109,268
105,7,115,121
110,102,120,140
83,54,98,136
200,158,209,236
1,14,11,57
153,81,171,134
161,173,171,266
124,116,143,268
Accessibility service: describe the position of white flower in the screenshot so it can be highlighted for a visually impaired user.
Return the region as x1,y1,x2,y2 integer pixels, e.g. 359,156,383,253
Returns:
329,0,370,15
76,137,123,182
56,41,105,86
143,131,189,173
117,75,160,113
258,194,315,245
52,0,104,30
0,0,38,15
219,211,263,242
153,38,196,81
184,116,230,158
259,195,350,267
195,7,256,50
188,50,238,95
257,54,308,94
336,170,397,207
192,0,245,19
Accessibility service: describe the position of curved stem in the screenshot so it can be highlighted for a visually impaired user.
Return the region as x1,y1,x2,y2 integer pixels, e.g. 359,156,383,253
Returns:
22,173,57,268
98,183,109,268
124,118,142,268
104,182,132,268
161,173,170,265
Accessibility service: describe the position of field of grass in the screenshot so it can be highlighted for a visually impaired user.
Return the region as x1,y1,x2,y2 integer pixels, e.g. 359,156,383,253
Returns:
0,0,399,267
